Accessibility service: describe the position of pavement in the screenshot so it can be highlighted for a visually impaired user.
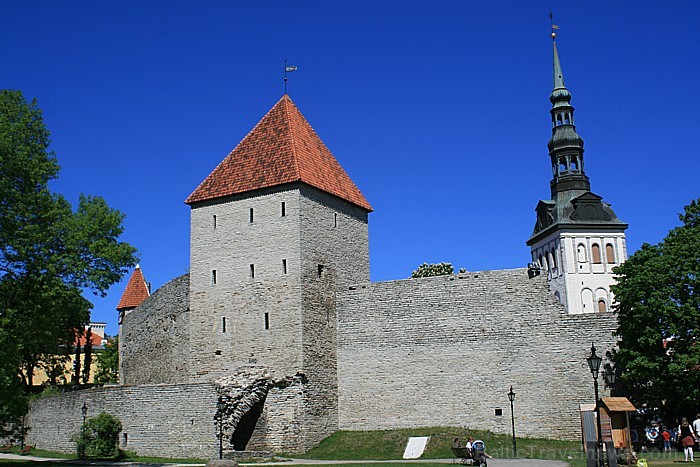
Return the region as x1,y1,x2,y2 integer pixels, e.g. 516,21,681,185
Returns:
0,453,568,466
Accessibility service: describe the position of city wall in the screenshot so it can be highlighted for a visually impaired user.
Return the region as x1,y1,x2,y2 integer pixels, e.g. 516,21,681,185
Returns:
26,383,219,458
336,268,618,441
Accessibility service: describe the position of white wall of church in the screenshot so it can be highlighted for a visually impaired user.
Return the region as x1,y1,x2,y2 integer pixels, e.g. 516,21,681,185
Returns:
531,231,627,314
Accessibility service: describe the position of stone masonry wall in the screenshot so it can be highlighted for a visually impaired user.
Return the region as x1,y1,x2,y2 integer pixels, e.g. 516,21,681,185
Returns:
188,185,304,381
336,268,618,441
120,274,190,385
26,380,309,457
26,383,219,458
298,186,369,450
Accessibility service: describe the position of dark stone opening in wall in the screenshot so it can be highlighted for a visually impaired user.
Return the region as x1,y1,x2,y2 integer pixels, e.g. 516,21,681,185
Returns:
231,395,266,451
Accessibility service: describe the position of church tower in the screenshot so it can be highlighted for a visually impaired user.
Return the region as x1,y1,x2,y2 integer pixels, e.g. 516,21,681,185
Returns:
527,32,627,314
185,94,372,448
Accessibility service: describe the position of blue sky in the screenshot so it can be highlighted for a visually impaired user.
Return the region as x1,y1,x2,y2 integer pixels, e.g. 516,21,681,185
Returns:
3,1,699,336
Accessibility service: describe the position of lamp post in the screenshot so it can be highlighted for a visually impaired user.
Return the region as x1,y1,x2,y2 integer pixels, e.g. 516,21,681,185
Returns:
508,386,517,458
81,401,88,426
586,344,604,467
603,369,616,392
216,396,225,460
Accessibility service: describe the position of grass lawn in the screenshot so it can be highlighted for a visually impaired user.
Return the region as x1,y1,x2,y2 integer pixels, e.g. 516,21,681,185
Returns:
1,427,696,466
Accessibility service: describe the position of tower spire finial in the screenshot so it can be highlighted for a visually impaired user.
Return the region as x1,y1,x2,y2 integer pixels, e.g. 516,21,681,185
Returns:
549,11,559,41
283,60,298,94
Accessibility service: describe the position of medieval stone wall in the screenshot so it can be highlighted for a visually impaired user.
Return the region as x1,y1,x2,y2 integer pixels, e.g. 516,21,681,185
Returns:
120,274,190,385
336,268,618,441
26,383,219,458
298,185,369,449
188,185,305,381
25,380,312,457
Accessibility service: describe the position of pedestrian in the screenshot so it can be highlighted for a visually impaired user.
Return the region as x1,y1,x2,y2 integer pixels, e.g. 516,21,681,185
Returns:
694,414,700,441
678,417,696,462
661,427,671,453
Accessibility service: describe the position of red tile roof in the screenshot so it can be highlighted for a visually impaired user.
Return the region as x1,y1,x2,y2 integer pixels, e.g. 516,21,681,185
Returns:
185,94,372,211
75,331,106,348
116,266,150,311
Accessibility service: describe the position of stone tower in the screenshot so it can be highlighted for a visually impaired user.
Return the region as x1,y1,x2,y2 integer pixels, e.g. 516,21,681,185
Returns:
184,94,372,447
116,265,150,383
527,33,627,314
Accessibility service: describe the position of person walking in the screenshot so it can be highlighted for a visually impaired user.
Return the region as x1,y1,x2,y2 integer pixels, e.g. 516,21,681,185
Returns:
679,417,696,462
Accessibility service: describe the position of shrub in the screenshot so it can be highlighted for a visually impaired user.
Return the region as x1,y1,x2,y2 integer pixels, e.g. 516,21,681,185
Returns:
73,412,122,458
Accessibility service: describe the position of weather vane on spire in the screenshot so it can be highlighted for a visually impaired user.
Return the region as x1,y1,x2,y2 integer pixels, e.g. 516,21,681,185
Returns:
549,11,560,41
284,59,298,94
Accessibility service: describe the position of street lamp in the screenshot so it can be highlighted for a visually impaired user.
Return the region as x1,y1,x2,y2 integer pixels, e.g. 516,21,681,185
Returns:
586,344,604,467
603,369,616,391
81,401,88,426
216,396,225,460
507,386,517,458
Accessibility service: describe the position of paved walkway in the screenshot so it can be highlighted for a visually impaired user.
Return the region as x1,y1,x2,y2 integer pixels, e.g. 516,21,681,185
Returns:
0,452,567,466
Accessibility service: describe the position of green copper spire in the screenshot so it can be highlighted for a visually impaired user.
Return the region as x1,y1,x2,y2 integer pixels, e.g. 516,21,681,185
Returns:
553,40,565,90
547,33,589,198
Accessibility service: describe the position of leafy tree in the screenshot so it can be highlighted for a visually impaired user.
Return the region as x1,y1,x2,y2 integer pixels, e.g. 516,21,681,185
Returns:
611,198,700,420
73,412,122,458
411,262,454,278
82,327,93,384
0,90,137,431
72,341,81,386
94,336,119,384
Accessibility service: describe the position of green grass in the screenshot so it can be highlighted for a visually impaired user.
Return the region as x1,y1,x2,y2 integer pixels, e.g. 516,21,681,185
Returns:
2,427,694,467
296,426,583,462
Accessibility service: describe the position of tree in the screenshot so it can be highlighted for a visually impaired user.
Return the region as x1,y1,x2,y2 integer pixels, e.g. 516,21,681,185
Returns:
82,327,93,384
411,262,454,278
73,412,122,458
0,90,137,432
94,336,119,384
611,198,700,420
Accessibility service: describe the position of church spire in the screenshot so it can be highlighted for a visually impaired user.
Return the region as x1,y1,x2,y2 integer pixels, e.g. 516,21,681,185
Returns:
547,32,590,198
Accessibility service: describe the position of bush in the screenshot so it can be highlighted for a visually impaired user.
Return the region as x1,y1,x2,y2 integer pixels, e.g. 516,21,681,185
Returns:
72,412,122,458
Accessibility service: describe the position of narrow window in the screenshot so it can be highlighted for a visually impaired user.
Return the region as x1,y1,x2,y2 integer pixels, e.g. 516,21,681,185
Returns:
250,264,255,279
606,244,615,264
282,259,287,274
577,244,587,262
591,244,602,264
264,312,269,330
212,270,217,285
597,299,606,313
495,408,503,416
281,202,286,217
222,317,226,333
249,208,254,223
551,249,557,269
334,213,337,227
318,264,325,277
213,215,217,229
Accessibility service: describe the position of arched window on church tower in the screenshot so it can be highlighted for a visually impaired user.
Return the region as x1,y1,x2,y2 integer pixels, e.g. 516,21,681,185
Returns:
577,243,587,262
606,244,615,264
597,299,606,313
591,244,601,264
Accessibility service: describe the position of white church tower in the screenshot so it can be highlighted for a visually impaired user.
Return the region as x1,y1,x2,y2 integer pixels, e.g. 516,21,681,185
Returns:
527,31,627,314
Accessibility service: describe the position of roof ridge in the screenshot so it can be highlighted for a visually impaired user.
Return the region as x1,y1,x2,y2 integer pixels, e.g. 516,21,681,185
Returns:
284,95,302,180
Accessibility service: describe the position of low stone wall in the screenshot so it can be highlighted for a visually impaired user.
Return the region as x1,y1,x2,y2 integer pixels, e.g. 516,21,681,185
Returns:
26,382,219,458
336,269,618,441
26,377,310,457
